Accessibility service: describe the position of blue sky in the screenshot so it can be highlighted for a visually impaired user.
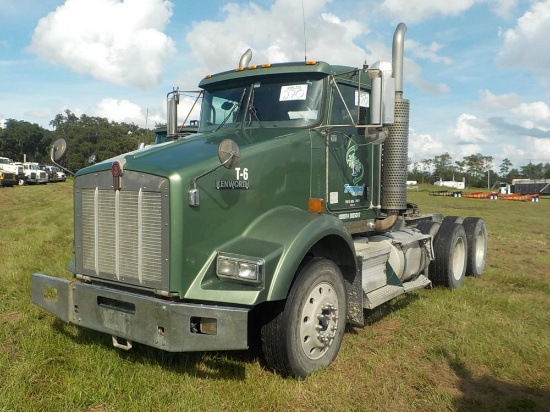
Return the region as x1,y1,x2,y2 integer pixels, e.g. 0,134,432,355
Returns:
1,0,550,171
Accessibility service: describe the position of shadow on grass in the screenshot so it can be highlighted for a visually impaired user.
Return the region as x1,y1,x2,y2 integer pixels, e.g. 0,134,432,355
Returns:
49,294,422,380
52,319,260,381
440,349,550,412
362,292,420,326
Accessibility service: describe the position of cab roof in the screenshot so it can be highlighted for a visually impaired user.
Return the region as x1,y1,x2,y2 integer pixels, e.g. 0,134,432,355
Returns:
198,61,358,89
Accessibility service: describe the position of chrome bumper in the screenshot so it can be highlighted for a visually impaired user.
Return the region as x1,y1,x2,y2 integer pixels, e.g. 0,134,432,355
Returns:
31,273,249,352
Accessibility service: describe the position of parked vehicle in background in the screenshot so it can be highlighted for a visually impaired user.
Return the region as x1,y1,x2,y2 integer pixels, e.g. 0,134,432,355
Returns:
0,169,17,187
22,162,48,184
0,157,19,187
41,165,66,183
12,162,26,185
55,167,67,182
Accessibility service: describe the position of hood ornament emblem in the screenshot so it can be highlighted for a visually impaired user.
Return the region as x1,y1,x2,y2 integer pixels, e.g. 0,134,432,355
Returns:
111,161,123,191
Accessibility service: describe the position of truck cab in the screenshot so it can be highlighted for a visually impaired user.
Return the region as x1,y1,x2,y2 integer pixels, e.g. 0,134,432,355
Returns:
31,24,487,378
0,157,18,187
22,162,49,184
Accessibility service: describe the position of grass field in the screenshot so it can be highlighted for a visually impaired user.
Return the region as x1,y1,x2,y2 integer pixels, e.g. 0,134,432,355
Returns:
1,182,549,412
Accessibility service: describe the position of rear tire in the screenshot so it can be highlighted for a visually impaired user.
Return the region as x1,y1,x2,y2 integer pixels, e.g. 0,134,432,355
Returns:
442,215,463,225
416,220,441,237
261,258,346,378
462,217,487,277
430,223,467,289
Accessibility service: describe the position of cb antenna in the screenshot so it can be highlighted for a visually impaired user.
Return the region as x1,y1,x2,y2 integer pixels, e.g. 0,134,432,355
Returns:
302,0,307,62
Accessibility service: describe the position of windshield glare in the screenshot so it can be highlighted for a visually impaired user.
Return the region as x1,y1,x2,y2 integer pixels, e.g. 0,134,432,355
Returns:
199,76,324,132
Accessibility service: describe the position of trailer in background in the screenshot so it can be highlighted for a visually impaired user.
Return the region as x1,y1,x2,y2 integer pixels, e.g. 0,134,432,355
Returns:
510,179,550,196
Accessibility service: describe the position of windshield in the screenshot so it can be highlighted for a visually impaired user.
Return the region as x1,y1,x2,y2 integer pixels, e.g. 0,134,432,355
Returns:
199,75,324,132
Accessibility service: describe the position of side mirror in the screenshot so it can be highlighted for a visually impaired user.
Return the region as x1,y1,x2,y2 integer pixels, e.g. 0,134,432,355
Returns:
167,89,179,136
51,138,68,163
218,139,240,169
50,138,75,176
221,101,234,111
189,139,241,207
366,68,382,125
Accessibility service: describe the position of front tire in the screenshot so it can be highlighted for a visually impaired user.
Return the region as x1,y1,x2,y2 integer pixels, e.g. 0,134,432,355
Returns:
261,258,346,378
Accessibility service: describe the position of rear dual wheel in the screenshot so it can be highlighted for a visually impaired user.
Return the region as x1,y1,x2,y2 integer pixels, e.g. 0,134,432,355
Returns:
462,217,487,277
429,217,487,288
430,223,467,289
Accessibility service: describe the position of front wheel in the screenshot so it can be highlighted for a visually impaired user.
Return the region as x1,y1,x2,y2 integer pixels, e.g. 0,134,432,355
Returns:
261,258,346,378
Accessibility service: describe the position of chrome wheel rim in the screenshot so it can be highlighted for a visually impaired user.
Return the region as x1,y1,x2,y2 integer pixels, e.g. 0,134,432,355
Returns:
299,281,340,360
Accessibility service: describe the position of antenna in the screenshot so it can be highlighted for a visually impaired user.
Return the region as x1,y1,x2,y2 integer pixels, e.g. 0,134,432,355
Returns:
302,0,307,62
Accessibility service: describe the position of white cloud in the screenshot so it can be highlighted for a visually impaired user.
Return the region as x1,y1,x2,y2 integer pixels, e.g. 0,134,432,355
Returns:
93,98,144,125
184,0,447,98
380,0,477,24
408,128,445,160
451,113,491,143
489,0,520,19
477,89,521,111
28,0,175,89
185,0,366,72
406,39,452,65
511,101,550,131
498,0,550,85
379,0,520,24
521,136,550,164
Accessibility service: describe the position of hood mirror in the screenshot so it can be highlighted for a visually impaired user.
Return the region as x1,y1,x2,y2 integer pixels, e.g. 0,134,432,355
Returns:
189,139,241,207
51,138,68,163
218,139,240,169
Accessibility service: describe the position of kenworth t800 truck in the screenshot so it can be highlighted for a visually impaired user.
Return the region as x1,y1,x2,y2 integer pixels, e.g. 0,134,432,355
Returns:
31,24,487,378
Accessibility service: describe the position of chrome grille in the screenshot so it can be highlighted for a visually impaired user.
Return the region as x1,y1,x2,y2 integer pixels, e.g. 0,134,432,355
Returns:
75,171,169,290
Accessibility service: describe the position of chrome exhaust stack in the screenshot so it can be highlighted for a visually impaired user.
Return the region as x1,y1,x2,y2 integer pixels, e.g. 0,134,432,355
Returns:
381,23,409,215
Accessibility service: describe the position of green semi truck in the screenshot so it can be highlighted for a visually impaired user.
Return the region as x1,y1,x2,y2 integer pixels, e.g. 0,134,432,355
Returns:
31,23,487,378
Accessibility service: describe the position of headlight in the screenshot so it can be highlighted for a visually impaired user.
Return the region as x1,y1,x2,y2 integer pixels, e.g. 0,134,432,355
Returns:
216,253,264,284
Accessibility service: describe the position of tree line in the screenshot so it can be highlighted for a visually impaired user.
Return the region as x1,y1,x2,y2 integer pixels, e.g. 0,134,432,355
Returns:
0,110,155,173
408,152,550,188
1,112,548,187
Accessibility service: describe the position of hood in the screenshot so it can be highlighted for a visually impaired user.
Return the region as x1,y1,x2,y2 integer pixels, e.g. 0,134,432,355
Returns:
75,127,300,179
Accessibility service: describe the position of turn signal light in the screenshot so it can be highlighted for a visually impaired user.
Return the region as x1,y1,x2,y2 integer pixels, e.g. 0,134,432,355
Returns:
308,198,324,213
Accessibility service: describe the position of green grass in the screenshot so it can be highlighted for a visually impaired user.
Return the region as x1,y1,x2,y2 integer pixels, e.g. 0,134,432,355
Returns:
1,183,549,411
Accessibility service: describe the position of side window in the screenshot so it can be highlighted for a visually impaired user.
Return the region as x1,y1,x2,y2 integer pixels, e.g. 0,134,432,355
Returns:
330,83,369,133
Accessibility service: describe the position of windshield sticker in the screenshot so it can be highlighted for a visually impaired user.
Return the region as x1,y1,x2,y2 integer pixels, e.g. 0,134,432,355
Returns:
355,90,370,108
280,85,308,101
288,110,318,120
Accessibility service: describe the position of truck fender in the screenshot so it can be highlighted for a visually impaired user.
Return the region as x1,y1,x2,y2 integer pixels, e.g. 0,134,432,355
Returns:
243,206,357,302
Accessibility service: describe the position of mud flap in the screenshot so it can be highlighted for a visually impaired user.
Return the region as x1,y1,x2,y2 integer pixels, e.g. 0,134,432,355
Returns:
345,258,365,326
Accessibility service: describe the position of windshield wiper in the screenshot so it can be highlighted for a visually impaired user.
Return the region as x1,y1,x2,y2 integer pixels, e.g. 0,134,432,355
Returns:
243,88,264,129
215,88,247,132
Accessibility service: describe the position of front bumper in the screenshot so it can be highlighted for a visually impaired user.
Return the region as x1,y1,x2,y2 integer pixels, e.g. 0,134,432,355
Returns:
0,176,16,186
31,273,249,352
